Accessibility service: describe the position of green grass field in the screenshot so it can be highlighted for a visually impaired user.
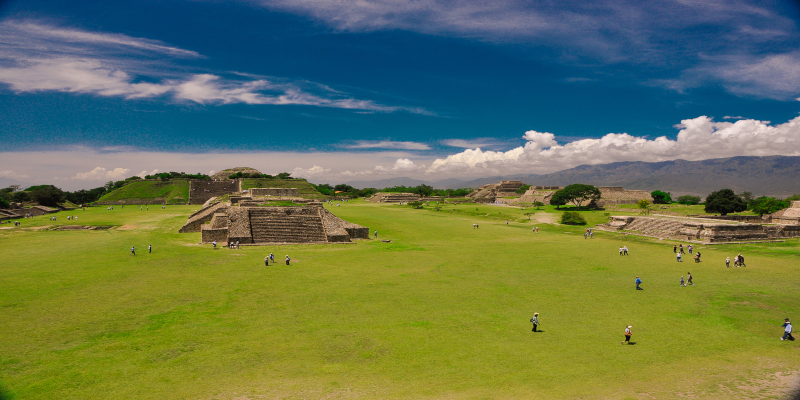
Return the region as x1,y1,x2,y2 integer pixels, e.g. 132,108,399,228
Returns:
241,178,325,200
96,180,190,205
1,202,799,399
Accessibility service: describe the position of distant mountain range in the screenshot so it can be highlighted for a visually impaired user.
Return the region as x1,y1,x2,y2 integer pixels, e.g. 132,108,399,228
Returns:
345,156,800,196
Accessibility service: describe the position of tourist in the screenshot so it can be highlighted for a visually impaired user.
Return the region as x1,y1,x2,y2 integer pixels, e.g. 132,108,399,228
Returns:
619,246,624,256
285,255,290,265
688,244,693,254
506,220,509,225
622,325,633,345
677,252,682,262
781,318,794,341
623,246,629,255
212,241,217,250
130,246,136,256
374,230,378,239
687,272,693,286
530,312,540,332
679,244,685,254
635,276,643,290
739,254,746,267
236,241,240,249
264,256,269,266
270,253,275,263
680,276,686,287
726,256,731,267
673,244,677,253
148,245,152,254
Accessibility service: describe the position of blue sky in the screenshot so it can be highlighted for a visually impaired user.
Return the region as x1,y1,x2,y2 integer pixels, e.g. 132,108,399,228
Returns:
2,0,800,189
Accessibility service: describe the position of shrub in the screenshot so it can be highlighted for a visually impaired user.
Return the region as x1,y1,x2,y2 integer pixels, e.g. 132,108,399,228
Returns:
677,195,701,205
0,197,8,209
516,184,531,194
560,211,586,225
407,201,423,209
704,189,747,215
749,197,789,216
650,190,672,204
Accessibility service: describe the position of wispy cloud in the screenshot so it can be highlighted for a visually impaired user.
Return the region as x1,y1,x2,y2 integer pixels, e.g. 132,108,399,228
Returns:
0,20,429,113
440,138,502,149
343,140,431,150
60,167,131,180
0,170,30,180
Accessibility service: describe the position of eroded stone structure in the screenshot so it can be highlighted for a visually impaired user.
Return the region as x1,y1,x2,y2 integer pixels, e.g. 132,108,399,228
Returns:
595,187,652,207
189,180,240,205
180,201,368,245
769,201,800,225
467,181,525,202
249,188,299,197
597,215,800,243
367,192,421,203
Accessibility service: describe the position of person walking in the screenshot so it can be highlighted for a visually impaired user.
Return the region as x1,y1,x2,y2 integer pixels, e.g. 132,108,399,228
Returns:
212,241,217,250
739,254,746,267
374,230,378,239
622,325,633,344
679,244,685,254
673,244,677,253
677,252,682,262
264,256,269,266
635,276,643,290
687,272,693,286
130,246,136,256
623,246,629,256
619,246,624,256
726,256,731,267
782,318,795,341
680,276,686,287
530,313,540,332
285,255,291,265
688,244,693,254
148,244,152,254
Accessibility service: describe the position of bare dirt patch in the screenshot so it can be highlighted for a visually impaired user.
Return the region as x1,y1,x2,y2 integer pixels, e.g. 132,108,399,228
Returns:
118,225,137,230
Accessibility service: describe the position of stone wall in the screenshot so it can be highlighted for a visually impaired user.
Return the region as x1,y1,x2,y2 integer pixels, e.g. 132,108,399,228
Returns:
189,180,240,205
595,187,652,207
201,225,229,244
769,201,800,225
226,207,253,244
367,192,421,203
179,202,229,233
249,188,299,197
597,215,800,243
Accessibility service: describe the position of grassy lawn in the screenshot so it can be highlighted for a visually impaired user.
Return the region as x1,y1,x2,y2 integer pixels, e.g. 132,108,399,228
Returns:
1,201,799,399
96,180,190,205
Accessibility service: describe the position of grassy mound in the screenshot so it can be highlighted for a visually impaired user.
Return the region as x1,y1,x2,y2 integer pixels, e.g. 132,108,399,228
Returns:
96,180,190,205
241,178,325,199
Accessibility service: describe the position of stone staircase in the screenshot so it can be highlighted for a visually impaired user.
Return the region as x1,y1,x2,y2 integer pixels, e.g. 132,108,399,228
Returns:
248,207,328,243
623,217,686,236
179,202,228,233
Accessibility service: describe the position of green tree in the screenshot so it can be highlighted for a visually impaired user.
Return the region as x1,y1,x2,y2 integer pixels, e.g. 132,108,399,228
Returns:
29,185,65,207
516,184,531,195
676,195,701,205
276,172,292,179
0,197,9,209
704,189,747,215
407,201,423,209
749,197,789,216
784,194,800,202
637,199,652,215
334,184,355,193
560,211,586,225
416,184,434,197
523,211,535,220
551,184,601,208
650,190,672,204
534,201,545,209
549,191,568,209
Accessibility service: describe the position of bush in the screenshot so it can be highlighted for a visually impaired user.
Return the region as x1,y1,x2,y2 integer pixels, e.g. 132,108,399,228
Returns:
650,190,672,204
677,195,701,205
407,201,423,209
749,196,789,216
516,184,531,195
560,211,586,225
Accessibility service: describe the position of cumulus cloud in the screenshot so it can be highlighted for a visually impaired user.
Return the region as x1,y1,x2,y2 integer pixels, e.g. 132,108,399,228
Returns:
292,165,331,177
67,167,130,180
0,20,428,113
374,158,423,172
344,141,431,150
428,116,800,175
0,170,30,179
137,169,159,178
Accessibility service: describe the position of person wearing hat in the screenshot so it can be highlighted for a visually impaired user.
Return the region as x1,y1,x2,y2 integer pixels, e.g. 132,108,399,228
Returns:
622,325,633,345
782,318,794,341
530,313,540,332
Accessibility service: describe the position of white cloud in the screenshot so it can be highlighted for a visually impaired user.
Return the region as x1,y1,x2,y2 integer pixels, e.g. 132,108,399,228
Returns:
374,158,423,172
428,116,800,174
67,167,131,180
723,116,745,120
137,169,159,178
292,165,331,177
441,138,501,149
0,170,30,179
0,20,429,113
344,141,431,150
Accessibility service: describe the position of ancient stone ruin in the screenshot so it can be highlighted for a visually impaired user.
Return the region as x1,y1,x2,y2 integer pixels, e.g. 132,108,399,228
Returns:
769,201,800,225
189,179,240,205
367,192,421,203
0,205,58,221
467,181,525,202
180,194,368,245
597,215,800,243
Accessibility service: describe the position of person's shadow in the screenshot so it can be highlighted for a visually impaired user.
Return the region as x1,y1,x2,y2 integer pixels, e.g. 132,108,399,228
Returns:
627,341,637,345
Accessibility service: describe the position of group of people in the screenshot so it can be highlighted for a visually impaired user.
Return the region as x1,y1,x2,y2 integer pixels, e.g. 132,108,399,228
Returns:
129,245,152,255
263,253,291,266
584,229,594,239
679,273,693,287
618,246,629,255
726,254,746,267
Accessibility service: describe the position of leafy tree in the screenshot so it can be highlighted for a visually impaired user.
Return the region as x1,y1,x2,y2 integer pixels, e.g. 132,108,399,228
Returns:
676,195,701,205
416,184,434,197
29,185,65,208
637,199,652,215
523,211,536,220
650,190,672,204
0,197,8,209
7,184,21,192
549,191,568,209
516,184,531,195
334,184,355,193
9,191,30,203
749,197,789,216
407,201,423,209
312,183,334,196
534,201,545,209
551,184,601,208
785,194,800,202
276,172,292,179
740,191,754,203
560,211,586,225
704,189,747,215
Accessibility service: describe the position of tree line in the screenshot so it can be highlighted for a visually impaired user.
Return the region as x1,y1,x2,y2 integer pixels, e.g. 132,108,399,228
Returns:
309,183,473,198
